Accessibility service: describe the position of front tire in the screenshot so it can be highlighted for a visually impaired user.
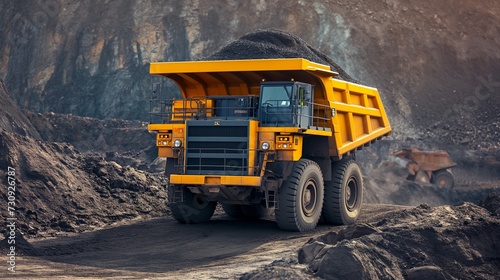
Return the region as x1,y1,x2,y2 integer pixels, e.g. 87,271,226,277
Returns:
169,187,216,224
275,159,324,232
322,158,363,225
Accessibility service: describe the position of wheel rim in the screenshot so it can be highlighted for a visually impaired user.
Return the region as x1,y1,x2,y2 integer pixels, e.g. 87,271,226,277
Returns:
437,175,450,187
302,179,318,216
346,176,358,211
193,194,209,209
438,178,447,187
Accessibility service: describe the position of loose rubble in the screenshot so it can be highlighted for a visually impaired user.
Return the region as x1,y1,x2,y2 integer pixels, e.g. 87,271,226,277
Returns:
244,194,500,279
0,79,167,238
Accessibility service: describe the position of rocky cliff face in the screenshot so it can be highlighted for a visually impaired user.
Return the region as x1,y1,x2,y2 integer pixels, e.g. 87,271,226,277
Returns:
1,0,499,143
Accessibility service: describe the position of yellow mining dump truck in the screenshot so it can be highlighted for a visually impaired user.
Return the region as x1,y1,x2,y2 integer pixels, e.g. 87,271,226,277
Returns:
148,58,391,231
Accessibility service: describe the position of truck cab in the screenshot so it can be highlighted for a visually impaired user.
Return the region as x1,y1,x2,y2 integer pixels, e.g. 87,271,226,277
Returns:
259,81,313,128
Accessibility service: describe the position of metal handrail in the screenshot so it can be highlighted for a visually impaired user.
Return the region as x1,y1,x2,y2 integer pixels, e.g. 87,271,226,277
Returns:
261,99,331,130
151,96,332,130
150,96,259,123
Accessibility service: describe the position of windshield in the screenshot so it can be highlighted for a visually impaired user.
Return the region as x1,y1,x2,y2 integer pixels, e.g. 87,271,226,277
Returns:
260,84,293,107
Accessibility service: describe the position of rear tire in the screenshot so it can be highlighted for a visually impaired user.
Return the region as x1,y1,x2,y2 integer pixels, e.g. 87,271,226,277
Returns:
432,169,454,188
222,203,274,219
169,187,216,224
221,204,243,218
275,159,324,232
240,202,274,220
322,158,363,225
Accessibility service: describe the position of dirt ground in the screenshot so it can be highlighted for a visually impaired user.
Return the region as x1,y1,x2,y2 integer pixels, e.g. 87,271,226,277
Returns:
3,199,498,280
0,204,417,279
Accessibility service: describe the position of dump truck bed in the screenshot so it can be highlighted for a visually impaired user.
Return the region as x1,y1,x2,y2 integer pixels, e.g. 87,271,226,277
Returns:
392,148,457,172
149,58,391,157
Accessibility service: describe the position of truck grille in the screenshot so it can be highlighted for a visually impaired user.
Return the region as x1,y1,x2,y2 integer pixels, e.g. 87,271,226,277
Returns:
185,120,249,175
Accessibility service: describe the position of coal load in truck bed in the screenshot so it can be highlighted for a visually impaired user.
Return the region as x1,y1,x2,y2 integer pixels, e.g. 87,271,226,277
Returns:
205,28,357,83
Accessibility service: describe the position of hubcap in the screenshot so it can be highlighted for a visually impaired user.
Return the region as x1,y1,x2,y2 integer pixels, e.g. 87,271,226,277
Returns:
302,180,317,216
346,176,358,211
438,178,447,187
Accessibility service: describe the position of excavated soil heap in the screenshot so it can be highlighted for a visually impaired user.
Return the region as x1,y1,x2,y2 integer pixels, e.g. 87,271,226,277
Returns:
243,195,500,279
0,79,167,238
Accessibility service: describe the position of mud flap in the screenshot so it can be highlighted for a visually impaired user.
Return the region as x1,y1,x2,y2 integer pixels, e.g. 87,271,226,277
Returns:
165,158,177,177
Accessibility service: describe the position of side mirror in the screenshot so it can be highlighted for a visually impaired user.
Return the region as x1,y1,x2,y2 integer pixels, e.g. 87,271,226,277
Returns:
152,83,160,99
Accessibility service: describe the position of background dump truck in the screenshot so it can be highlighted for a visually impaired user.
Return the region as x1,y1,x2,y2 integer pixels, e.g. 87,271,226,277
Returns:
148,58,391,231
392,148,457,188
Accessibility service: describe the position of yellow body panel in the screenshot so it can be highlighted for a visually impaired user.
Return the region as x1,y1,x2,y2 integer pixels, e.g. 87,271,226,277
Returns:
247,120,259,175
327,79,391,155
170,174,262,186
148,123,185,159
151,59,334,77
150,58,335,98
171,99,213,120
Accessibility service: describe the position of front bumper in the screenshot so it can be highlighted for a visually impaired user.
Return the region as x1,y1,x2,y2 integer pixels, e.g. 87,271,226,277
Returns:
170,174,262,187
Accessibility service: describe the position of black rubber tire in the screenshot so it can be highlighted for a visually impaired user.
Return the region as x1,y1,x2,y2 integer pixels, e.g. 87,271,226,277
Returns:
221,204,244,218
322,158,363,225
431,169,455,188
275,159,324,232
169,187,216,224
406,174,416,181
240,203,274,220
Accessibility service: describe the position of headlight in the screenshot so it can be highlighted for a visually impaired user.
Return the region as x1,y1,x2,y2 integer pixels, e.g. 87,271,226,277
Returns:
261,141,270,150
173,139,182,148
162,141,167,145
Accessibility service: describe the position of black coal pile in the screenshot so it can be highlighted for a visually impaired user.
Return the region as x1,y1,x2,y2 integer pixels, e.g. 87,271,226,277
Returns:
206,28,358,83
